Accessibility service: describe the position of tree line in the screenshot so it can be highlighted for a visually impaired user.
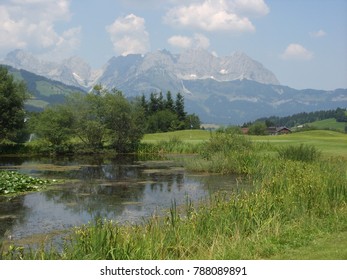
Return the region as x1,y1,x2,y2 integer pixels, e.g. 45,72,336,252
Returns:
244,108,347,129
0,67,201,154
139,91,200,133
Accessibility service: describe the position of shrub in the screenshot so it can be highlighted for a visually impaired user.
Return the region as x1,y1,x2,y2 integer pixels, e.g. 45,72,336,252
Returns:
200,131,252,159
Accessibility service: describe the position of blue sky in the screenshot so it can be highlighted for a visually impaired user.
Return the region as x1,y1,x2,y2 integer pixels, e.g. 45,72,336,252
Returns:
0,0,346,90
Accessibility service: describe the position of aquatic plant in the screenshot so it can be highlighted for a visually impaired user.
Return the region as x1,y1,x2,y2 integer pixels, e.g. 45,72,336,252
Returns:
0,171,49,195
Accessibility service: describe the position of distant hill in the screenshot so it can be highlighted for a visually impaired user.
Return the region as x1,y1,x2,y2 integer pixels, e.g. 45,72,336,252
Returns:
181,79,347,124
250,108,347,132
307,118,346,132
1,65,86,111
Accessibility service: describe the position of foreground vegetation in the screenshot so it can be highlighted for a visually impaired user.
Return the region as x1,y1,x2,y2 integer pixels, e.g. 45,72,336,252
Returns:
1,130,346,260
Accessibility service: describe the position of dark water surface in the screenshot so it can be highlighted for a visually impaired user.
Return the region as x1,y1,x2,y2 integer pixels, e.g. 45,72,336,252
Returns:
0,155,249,244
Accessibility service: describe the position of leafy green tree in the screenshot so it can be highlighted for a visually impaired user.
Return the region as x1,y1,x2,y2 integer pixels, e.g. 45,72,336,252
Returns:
67,93,107,149
248,122,267,135
91,84,106,96
0,67,27,142
185,113,201,129
32,88,145,153
103,92,145,153
30,105,73,146
147,110,179,133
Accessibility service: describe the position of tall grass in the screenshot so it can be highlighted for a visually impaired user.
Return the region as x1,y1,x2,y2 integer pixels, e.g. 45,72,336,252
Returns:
137,136,201,155
277,144,321,162
3,148,346,260
185,131,260,175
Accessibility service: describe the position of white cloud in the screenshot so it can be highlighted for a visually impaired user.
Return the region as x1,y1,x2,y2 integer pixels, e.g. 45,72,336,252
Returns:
0,0,80,59
310,29,327,38
281,44,313,61
168,33,210,49
168,36,192,49
231,0,270,17
106,14,150,56
164,0,269,32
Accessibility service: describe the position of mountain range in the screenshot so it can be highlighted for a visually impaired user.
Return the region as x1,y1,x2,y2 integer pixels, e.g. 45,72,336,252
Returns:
2,49,346,124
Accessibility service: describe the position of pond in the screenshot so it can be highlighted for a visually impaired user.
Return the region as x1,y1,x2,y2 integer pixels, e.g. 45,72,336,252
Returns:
0,155,251,246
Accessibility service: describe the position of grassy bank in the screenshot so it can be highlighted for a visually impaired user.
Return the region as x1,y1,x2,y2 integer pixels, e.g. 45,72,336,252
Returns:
1,130,346,260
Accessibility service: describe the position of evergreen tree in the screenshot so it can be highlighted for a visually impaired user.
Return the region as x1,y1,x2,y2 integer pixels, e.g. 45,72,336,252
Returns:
149,92,159,115
157,92,165,111
165,91,175,112
175,92,186,121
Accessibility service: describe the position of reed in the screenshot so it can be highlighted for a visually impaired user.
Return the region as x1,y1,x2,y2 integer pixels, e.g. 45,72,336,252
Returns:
277,144,321,162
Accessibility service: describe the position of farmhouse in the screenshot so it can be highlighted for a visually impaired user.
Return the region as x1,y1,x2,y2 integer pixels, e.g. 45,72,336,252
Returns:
268,126,292,135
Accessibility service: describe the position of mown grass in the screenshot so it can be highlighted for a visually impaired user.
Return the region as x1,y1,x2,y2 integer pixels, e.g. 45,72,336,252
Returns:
2,129,346,260
249,130,347,158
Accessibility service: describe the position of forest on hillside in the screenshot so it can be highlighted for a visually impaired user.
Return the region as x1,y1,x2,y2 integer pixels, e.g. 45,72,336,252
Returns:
246,108,347,128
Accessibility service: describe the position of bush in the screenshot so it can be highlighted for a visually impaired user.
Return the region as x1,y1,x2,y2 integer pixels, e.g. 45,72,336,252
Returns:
200,131,252,159
277,144,321,162
184,131,258,175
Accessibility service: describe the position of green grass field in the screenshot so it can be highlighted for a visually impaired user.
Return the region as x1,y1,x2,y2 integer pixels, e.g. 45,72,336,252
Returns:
306,118,346,132
143,129,347,157
250,130,347,158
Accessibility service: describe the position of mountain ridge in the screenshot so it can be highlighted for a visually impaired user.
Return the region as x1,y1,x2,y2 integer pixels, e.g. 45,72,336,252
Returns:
1,49,346,124
2,48,280,90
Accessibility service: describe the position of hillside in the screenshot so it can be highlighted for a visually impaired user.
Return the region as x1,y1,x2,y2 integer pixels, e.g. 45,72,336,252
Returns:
306,118,346,132
252,108,347,130
2,65,86,111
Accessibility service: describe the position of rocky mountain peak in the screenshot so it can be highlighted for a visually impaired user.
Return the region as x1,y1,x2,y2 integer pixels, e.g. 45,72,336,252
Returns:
2,48,280,90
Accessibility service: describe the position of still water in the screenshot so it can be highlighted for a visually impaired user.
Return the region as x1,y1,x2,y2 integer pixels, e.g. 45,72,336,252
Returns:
0,155,249,244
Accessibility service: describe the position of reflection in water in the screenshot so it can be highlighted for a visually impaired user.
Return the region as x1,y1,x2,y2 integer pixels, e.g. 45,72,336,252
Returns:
0,156,250,243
